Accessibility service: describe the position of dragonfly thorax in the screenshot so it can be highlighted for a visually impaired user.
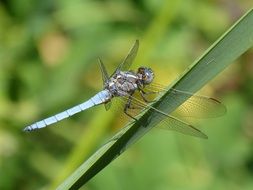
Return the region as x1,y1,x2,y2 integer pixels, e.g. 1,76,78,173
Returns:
105,67,154,97
106,71,139,97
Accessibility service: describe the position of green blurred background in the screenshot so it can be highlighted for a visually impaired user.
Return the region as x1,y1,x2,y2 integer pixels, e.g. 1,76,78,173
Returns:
0,0,253,189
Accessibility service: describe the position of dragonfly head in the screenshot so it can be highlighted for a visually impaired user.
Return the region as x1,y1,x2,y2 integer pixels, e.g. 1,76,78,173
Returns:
137,67,154,85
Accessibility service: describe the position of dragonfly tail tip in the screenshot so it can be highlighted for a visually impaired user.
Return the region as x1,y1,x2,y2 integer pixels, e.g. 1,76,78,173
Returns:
23,126,32,132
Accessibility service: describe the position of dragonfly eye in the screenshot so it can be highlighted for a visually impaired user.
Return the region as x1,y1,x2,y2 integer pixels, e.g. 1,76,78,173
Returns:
137,67,154,84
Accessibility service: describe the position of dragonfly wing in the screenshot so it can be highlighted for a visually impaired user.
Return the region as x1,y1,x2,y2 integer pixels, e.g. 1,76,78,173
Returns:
144,84,226,118
169,88,226,118
98,58,109,86
158,115,208,139
113,40,139,75
104,101,112,111
121,93,208,139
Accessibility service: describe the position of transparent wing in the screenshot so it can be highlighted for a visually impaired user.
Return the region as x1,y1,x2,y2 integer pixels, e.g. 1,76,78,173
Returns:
158,115,208,139
173,90,226,118
98,58,112,111
98,58,109,86
143,83,227,118
104,101,111,111
113,40,139,75
119,93,208,139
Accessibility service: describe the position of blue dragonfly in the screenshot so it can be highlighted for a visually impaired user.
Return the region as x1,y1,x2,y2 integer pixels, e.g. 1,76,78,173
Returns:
24,40,226,138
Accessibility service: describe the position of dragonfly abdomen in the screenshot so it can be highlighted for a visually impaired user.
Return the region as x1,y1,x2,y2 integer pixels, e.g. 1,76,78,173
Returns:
23,90,111,131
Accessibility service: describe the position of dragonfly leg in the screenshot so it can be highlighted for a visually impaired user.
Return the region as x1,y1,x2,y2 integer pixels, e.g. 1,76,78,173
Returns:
142,89,160,95
124,95,138,121
139,89,157,103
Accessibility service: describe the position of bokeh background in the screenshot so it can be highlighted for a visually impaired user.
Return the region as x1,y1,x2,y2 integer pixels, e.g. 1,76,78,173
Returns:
1,0,253,189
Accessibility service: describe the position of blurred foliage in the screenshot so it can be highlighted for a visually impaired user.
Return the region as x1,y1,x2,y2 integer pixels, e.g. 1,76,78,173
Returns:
0,0,253,190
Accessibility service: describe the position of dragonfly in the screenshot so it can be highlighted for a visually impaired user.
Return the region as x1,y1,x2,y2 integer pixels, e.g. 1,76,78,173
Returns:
23,40,226,138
